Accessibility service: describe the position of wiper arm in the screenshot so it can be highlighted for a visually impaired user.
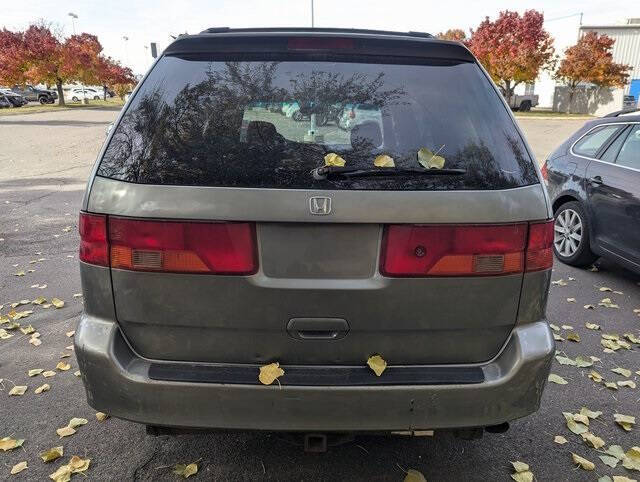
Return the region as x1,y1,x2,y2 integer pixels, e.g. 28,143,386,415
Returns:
312,166,466,180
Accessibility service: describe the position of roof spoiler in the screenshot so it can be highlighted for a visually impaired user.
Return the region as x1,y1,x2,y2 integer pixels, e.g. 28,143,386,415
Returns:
604,107,640,117
198,27,433,38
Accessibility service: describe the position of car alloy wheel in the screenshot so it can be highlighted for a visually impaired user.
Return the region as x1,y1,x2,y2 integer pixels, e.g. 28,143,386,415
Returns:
554,208,582,258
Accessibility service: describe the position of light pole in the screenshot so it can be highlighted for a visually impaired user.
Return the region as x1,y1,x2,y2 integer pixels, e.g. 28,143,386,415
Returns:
311,0,314,28
122,36,129,67
68,12,78,35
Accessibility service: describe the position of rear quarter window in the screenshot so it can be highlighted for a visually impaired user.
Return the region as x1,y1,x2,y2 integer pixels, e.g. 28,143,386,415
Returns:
98,54,538,190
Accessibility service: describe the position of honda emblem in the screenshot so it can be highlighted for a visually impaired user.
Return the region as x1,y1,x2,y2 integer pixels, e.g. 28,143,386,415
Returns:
309,196,332,215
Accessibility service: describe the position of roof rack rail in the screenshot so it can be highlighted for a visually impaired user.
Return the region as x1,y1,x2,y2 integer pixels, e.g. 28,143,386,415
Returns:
198,27,433,38
604,107,640,117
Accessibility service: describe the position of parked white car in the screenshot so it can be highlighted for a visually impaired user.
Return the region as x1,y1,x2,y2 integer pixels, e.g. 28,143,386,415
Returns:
68,88,101,102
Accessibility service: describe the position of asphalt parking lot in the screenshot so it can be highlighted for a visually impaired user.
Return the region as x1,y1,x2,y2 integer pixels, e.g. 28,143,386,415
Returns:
1,108,639,481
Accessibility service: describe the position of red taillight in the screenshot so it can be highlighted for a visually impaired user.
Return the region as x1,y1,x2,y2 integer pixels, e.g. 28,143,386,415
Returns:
79,212,108,266
287,37,354,50
108,217,257,275
526,220,554,272
540,161,549,181
380,222,553,277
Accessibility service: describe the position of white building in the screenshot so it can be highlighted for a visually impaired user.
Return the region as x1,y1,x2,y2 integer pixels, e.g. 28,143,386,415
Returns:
525,18,640,114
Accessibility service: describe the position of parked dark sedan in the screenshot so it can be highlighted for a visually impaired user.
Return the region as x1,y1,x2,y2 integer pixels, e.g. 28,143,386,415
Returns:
544,109,640,273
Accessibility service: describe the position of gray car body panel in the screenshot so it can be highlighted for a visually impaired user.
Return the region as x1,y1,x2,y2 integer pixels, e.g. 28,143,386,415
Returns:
76,27,554,431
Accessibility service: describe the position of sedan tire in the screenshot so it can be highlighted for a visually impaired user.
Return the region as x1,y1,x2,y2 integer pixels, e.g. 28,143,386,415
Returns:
553,201,597,267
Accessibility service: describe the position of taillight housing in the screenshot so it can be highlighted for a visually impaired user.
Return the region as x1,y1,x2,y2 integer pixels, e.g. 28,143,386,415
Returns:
526,220,554,272
540,161,549,182
79,212,108,266
79,213,257,275
380,221,553,277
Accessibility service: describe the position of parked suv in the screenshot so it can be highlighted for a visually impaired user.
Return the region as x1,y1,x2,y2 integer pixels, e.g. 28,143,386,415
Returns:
544,109,640,272
76,28,554,438
11,84,57,104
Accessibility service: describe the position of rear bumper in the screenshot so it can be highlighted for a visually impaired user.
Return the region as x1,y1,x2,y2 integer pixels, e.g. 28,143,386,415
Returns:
75,316,554,432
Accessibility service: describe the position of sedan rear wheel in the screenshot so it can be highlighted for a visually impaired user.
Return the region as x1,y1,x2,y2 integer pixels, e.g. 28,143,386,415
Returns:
553,201,597,267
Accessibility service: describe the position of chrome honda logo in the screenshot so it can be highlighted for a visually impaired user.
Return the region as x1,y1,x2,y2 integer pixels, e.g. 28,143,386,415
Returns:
309,196,332,215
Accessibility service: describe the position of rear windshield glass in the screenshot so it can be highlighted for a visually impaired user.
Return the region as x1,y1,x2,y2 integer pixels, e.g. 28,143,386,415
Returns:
98,55,538,190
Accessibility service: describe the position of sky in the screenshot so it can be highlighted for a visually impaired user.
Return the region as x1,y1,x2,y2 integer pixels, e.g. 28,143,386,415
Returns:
2,0,638,76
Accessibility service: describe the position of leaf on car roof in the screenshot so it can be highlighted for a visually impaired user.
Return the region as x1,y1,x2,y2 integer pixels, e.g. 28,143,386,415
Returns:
566,298,576,303
579,407,602,419
554,435,567,444
258,362,284,386
403,469,427,482
56,361,70,371
28,368,43,377
367,354,387,377
67,418,88,429
574,356,592,367
549,323,560,331
51,298,65,309
585,322,600,330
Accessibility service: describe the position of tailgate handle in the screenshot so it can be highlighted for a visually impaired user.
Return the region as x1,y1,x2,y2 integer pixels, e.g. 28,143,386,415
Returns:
287,318,349,341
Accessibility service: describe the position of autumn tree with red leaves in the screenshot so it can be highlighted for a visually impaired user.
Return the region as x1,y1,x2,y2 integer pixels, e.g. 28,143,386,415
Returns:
0,22,135,105
555,31,630,113
436,29,467,42
99,57,135,99
468,10,555,104
0,29,28,86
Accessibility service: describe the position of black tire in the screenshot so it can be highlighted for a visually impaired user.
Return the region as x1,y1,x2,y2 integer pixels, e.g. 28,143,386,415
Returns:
93,96,100,100
553,201,597,267
519,101,531,112
39,96,48,104
72,96,79,102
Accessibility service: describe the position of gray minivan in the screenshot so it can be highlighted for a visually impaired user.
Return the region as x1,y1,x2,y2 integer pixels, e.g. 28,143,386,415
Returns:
76,28,554,440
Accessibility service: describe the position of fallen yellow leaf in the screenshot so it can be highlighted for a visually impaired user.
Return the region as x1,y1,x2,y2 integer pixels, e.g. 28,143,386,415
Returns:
173,462,198,478
367,354,387,377
10,461,27,475
35,383,50,394
258,362,284,385
8,385,27,396
56,426,76,438
0,437,25,451
40,446,64,462
56,361,71,371
571,452,595,470
95,412,109,422
324,152,346,167
51,298,65,309
404,468,427,482
373,154,395,167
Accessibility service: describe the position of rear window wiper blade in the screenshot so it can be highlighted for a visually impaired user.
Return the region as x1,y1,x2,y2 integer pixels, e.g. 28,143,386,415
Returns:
312,166,466,180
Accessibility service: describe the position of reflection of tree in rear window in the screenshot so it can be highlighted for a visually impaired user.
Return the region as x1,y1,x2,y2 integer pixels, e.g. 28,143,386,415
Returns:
98,56,538,190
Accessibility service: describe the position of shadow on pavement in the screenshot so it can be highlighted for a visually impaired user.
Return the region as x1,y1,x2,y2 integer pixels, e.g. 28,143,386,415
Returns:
0,119,112,127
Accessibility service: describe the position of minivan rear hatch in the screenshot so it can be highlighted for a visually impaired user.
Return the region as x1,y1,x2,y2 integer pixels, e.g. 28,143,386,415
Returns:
88,32,548,366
